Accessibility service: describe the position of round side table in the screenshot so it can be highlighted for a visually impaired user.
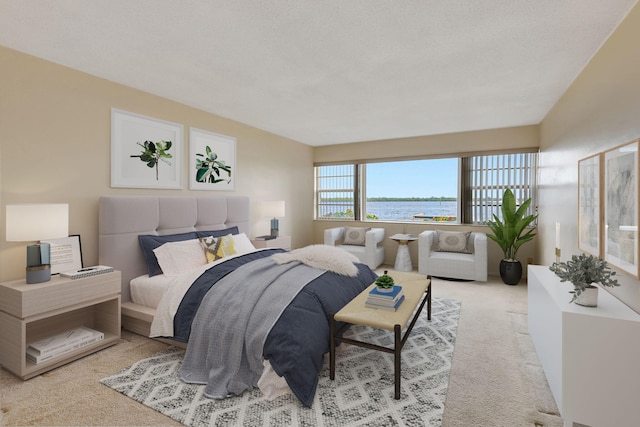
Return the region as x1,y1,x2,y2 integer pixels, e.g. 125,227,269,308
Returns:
390,234,417,272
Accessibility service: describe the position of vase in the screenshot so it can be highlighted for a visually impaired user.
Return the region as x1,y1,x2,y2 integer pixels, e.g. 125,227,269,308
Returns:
499,260,522,285
575,285,598,307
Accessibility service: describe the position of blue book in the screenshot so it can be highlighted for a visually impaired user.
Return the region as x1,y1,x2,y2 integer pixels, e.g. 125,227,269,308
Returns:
369,285,403,299
365,295,405,311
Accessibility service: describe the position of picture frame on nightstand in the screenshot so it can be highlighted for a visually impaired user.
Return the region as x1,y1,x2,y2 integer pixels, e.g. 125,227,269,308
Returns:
41,234,83,275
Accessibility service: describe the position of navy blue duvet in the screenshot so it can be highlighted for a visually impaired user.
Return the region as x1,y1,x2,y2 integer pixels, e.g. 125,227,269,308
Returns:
171,249,377,407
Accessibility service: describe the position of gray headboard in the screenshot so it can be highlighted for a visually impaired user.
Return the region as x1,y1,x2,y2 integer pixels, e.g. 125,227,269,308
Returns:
98,195,250,302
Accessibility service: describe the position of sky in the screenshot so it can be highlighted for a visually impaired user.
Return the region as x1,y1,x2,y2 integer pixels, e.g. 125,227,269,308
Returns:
366,158,458,198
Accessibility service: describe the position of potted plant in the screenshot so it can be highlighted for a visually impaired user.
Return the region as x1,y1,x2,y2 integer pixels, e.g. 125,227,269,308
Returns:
486,189,538,285
375,270,395,293
549,253,619,306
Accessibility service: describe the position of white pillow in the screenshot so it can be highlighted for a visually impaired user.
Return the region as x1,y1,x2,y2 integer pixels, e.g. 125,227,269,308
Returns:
233,233,257,254
152,238,207,277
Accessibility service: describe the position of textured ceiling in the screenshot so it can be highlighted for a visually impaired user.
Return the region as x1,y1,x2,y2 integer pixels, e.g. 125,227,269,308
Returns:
0,1,637,146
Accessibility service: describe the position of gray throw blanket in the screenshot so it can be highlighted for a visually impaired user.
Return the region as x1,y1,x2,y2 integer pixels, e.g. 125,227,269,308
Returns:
179,256,324,398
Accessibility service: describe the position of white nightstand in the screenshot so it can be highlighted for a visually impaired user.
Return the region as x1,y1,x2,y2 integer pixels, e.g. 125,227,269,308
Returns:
0,271,121,379
251,235,292,250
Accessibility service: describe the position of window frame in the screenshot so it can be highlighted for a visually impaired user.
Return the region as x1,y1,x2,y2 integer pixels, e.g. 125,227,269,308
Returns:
315,148,538,224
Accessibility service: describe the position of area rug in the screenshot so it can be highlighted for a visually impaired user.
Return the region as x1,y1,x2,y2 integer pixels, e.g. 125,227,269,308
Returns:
101,297,460,427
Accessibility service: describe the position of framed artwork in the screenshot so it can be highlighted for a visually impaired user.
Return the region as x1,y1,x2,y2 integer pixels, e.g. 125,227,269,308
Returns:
578,153,601,257
189,127,236,191
41,235,83,274
111,108,183,189
604,139,639,277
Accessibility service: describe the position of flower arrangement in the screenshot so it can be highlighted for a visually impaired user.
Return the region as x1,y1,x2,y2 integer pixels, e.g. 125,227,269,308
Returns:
549,253,620,303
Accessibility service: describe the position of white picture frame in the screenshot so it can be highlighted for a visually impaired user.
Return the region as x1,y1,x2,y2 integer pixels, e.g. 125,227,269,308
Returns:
41,235,83,274
578,153,601,257
189,127,236,191
111,108,183,189
604,139,639,278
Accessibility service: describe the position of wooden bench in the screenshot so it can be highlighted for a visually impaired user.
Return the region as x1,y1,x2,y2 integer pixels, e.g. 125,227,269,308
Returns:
329,273,432,399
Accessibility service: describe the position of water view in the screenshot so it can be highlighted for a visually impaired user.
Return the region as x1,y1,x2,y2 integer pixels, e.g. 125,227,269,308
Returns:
367,200,457,222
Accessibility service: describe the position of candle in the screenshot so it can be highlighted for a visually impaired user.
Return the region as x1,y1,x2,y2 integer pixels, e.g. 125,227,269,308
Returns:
555,222,560,249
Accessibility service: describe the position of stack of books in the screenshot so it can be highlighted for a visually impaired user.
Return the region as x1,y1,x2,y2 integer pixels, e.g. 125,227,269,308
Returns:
26,326,104,364
365,285,405,311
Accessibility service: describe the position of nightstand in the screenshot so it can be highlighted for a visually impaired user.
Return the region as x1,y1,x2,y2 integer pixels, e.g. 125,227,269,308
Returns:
251,235,292,250
0,271,121,379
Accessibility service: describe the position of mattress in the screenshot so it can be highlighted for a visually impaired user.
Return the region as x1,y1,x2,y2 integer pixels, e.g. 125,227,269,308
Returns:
130,274,174,309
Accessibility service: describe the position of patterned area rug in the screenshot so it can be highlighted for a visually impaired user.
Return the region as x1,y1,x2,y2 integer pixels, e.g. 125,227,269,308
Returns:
101,297,460,426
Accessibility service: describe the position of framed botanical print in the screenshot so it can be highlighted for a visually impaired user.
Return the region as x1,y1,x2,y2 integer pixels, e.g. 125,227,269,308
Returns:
603,139,639,277
189,127,236,191
578,153,601,257
111,109,183,189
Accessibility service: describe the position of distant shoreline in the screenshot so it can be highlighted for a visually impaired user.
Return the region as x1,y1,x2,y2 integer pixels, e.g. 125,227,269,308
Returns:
322,197,457,202
368,197,456,202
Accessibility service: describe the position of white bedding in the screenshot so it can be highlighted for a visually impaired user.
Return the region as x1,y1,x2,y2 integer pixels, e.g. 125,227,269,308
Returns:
130,274,174,309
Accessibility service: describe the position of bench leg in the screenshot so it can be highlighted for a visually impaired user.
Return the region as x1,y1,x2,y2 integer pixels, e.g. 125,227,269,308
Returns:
394,324,401,399
427,278,432,320
329,314,336,380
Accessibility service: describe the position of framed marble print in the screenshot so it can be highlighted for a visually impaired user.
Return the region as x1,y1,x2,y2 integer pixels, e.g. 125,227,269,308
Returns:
604,139,639,277
578,153,601,257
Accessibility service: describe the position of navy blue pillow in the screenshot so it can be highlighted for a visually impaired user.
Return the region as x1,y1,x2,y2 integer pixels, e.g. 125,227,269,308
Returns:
139,232,198,277
196,226,239,238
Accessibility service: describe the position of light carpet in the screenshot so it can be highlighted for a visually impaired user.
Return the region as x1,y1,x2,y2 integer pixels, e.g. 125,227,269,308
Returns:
101,297,460,427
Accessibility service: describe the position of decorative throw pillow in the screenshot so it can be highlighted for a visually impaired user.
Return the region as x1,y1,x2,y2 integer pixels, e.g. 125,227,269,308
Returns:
199,234,237,263
196,226,239,239
152,239,207,277
342,227,370,246
436,231,471,253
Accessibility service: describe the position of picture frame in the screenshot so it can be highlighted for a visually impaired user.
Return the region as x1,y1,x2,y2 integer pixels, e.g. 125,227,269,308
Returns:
41,235,83,274
603,139,639,277
111,108,183,189
578,153,601,257
189,127,236,191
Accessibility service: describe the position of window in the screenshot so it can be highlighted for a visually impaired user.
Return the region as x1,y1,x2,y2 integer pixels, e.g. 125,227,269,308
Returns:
315,150,537,224
365,159,459,222
316,164,358,219
463,152,538,224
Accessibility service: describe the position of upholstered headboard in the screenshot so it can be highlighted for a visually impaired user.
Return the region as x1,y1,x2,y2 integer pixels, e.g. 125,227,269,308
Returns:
98,195,250,302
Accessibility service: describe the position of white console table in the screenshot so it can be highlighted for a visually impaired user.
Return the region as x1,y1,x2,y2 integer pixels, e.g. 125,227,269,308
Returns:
528,265,640,427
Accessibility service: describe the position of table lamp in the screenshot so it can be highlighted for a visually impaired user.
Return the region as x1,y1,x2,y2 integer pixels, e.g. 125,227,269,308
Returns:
263,201,285,237
6,204,69,284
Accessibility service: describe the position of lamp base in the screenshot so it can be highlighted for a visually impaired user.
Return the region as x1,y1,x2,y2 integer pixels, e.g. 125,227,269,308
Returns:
270,218,279,237
26,265,51,284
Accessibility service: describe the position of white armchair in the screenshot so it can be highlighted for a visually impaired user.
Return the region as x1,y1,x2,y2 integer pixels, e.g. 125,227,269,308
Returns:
324,226,385,270
418,230,487,281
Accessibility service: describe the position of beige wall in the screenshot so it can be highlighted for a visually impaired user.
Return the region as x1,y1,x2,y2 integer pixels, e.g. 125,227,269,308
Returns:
0,46,314,282
314,125,539,164
312,126,539,275
538,2,640,312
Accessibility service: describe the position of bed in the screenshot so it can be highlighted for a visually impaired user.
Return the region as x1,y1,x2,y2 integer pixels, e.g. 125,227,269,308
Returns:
98,195,377,407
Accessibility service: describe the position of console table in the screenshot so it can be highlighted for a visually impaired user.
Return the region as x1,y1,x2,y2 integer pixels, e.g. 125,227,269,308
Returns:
528,265,640,427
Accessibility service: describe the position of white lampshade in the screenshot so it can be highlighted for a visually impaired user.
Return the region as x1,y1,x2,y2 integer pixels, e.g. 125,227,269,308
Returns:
262,201,285,218
6,204,69,242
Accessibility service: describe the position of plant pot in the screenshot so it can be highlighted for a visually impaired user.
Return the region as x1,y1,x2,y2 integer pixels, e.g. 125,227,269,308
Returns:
376,286,394,293
575,285,598,307
499,259,522,285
